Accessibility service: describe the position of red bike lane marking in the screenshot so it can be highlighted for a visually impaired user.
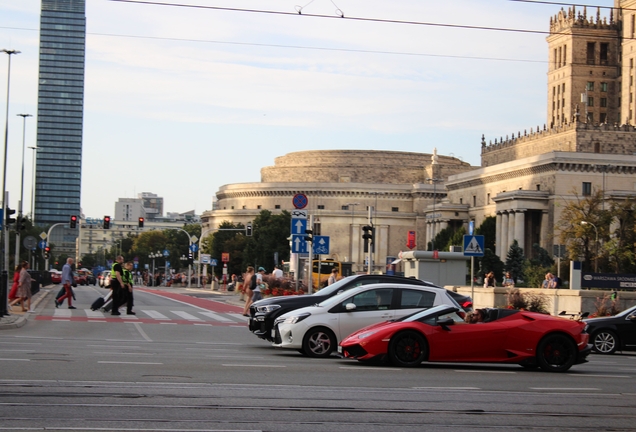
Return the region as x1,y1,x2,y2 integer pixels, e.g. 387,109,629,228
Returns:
136,288,243,313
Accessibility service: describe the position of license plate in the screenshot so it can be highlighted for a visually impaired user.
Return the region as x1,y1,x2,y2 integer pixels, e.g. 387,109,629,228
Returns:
337,346,342,354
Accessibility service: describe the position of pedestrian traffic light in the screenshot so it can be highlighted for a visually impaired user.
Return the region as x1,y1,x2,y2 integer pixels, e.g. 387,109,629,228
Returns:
69,215,77,229
5,207,15,225
103,216,111,229
362,225,373,253
44,246,50,259
188,251,193,263
304,228,313,243
138,217,144,228
246,223,252,236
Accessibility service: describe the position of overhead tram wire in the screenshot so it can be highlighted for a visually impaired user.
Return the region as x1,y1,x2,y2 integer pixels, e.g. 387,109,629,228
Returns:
0,25,545,65
107,0,636,42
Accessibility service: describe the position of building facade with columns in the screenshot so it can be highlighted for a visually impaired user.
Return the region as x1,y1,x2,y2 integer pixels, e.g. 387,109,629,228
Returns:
201,150,474,273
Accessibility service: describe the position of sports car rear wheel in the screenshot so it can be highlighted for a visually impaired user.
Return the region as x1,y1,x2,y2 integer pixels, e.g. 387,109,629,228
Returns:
302,327,336,358
536,334,577,372
592,330,618,354
388,331,428,367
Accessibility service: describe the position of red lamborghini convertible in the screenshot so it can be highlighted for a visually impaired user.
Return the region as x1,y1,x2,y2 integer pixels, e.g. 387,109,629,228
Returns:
338,305,591,372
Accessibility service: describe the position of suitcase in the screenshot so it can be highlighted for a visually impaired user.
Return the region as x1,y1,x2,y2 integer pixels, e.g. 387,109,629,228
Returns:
56,286,76,301
90,297,105,311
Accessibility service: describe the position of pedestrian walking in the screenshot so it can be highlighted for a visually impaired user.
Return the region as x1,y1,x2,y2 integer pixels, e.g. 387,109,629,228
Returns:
242,266,255,316
56,258,76,309
252,267,266,303
110,256,125,316
123,261,136,315
8,264,21,307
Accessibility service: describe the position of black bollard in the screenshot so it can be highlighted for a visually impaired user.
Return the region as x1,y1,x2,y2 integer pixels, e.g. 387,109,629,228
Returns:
0,270,7,317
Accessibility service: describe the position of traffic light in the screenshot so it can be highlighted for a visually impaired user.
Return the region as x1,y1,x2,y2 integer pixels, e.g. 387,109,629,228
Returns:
17,215,27,231
188,251,194,263
138,217,144,228
362,225,373,253
304,229,313,243
69,215,77,229
44,246,50,259
5,207,15,225
246,223,252,236
103,216,111,229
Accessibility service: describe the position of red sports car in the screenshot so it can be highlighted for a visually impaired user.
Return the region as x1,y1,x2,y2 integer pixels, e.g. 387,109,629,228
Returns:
339,305,591,372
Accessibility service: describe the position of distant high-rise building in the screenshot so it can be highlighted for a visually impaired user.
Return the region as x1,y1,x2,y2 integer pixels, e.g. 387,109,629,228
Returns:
34,0,86,226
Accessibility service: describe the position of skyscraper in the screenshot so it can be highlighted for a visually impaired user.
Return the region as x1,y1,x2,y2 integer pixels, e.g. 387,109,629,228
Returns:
34,0,86,226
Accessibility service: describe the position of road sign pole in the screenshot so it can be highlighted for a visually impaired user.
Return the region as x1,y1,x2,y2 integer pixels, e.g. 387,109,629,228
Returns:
471,256,475,305
308,215,313,294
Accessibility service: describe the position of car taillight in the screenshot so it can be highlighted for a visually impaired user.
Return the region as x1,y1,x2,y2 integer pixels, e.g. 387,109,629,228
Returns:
462,301,473,309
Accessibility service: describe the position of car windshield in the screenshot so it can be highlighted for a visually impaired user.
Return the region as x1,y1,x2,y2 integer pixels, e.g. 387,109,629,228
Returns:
312,275,358,296
615,304,636,318
317,284,371,308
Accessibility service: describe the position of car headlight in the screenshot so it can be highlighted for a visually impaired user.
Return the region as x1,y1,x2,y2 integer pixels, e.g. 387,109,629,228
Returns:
256,304,281,313
282,312,311,325
357,330,380,340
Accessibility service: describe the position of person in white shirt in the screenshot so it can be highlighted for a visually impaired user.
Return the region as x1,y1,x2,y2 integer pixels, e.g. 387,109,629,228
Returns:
327,268,338,286
252,267,266,302
272,265,283,279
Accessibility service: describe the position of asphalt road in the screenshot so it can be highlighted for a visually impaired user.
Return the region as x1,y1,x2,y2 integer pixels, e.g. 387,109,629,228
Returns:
0,285,635,431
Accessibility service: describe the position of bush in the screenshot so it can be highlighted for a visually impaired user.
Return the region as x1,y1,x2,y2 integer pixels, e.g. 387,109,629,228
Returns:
590,293,621,317
505,287,550,314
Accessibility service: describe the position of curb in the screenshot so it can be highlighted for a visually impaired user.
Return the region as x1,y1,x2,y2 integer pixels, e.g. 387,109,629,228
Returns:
0,288,51,330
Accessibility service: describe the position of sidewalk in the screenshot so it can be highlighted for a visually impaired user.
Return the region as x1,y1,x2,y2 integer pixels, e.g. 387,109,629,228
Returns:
0,287,52,330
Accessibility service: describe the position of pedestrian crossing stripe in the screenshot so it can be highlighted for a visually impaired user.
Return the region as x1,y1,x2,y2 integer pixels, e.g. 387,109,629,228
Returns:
40,309,249,326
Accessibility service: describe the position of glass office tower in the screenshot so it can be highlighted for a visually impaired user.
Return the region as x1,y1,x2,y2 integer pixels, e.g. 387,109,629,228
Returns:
34,0,85,226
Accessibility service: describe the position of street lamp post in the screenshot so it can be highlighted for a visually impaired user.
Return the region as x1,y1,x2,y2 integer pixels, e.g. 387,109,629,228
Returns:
426,178,443,251
1,48,20,277
581,221,599,273
149,251,161,286
28,146,37,219
14,113,32,266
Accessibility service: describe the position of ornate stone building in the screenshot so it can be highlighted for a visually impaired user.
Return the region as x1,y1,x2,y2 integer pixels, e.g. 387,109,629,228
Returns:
201,150,474,272
203,3,636,272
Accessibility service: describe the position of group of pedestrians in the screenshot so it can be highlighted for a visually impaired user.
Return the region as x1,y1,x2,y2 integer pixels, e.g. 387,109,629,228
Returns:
8,261,36,312
109,255,135,315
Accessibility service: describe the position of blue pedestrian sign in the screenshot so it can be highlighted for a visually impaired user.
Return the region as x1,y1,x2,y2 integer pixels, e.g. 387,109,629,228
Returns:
163,249,170,257
290,218,307,235
210,259,218,266
463,235,485,257
291,234,309,254
312,235,330,255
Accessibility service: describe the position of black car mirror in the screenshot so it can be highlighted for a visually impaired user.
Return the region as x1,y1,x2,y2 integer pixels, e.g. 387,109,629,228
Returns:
345,303,357,311
627,314,636,321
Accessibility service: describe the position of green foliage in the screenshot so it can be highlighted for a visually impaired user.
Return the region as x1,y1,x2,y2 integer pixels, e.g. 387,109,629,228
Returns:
504,240,525,283
529,243,554,268
475,216,496,253
523,261,549,288
207,220,248,277
430,226,453,251
556,189,611,272
243,210,291,271
478,249,504,282
603,198,636,273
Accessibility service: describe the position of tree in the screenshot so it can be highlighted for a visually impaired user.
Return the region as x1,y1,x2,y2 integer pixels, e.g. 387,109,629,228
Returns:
529,243,554,268
475,216,496,254
478,249,504,283
243,210,291,271
504,240,525,283
207,220,248,278
603,198,636,273
132,231,168,269
557,189,611,272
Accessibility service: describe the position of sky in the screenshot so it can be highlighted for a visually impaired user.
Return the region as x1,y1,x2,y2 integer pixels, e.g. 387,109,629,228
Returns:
0,0,613,219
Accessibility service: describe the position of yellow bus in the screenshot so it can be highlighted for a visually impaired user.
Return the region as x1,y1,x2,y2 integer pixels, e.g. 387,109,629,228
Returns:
312,260,353,289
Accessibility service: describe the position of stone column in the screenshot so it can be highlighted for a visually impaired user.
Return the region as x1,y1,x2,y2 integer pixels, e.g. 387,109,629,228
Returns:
540,211,549,251
440,220,448,231
514,210,526,253
507,211,515,255
496,212,503,257
500,212,509,259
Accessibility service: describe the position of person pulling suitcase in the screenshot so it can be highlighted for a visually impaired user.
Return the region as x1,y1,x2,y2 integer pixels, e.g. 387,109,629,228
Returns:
109,256,126,316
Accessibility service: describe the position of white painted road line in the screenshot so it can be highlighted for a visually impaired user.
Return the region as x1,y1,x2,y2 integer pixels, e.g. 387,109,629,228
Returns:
85,309,104,318
98,361,163,365
530,387,601,391
0,358,30,362
141,310,169,320
222,364,286,368
199,311,233,322
226,313,249,321
53,309,72,317
172,310,202,321
454,370,516,374
568,374,630,378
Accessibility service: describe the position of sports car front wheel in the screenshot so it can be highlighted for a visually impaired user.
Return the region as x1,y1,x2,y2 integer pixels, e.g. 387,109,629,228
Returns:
536,334,577,372
388,331,428,367
592,330,618,354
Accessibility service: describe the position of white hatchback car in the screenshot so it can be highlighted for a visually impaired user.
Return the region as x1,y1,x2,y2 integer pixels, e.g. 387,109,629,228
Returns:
272,283,461,358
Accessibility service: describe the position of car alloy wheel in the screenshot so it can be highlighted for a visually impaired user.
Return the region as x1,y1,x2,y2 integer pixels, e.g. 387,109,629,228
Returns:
536,334,577,372
302,327,336,358
388,331,428,367
592,330,618,355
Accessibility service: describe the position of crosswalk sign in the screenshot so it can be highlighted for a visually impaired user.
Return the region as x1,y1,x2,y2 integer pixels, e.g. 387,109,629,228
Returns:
463,235,485,257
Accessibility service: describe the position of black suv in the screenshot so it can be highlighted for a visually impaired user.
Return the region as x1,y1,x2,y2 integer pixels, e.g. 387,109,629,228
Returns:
248,274,471,341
